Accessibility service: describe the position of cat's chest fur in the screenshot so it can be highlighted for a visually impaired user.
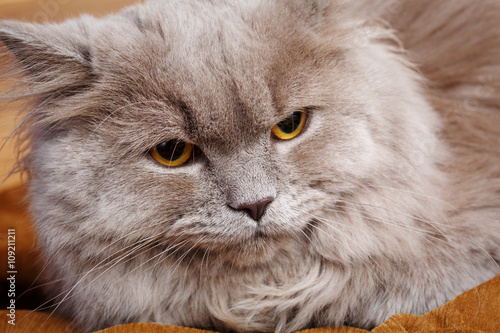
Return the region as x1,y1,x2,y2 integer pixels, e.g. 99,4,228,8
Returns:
50,200,497,333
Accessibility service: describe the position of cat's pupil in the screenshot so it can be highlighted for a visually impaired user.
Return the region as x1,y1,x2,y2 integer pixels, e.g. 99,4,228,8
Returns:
277,111,302,134
156,140,187,161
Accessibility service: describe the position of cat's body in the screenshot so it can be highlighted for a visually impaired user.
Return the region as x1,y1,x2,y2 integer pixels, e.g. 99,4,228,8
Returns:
1,0,499,332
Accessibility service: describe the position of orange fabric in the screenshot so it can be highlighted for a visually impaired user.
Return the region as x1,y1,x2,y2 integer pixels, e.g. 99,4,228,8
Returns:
0,275,499,332
0,310,78,333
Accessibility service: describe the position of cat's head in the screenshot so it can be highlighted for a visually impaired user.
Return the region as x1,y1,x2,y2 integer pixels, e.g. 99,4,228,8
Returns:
0,0,441,266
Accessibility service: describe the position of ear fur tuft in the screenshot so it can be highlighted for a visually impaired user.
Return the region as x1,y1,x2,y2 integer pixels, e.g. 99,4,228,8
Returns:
0,19,98,166
0,19,94,87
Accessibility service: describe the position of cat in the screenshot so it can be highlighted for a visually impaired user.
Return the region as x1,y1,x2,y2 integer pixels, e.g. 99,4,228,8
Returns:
1,0,500,332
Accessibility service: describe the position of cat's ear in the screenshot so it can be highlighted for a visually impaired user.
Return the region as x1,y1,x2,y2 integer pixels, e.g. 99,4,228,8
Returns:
0,19,94,91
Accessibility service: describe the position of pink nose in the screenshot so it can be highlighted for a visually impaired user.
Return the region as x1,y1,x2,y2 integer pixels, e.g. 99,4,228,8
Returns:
231,197,274,221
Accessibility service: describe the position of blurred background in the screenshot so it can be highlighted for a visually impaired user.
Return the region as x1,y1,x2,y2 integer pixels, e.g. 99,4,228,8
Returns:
0,0,140,311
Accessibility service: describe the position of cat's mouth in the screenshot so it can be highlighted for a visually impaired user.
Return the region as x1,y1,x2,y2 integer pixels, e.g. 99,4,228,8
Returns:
153,233,288,268
252,228,267,239
160,223,294,262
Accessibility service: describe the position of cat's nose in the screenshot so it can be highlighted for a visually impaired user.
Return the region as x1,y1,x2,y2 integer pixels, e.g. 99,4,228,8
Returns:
230,197,274,221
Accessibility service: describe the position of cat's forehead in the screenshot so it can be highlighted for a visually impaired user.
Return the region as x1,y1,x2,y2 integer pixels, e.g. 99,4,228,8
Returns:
94,0,342,145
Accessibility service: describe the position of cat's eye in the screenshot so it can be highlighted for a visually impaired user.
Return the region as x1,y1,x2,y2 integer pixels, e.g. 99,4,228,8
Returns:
271,111,308,140
150,140,193,167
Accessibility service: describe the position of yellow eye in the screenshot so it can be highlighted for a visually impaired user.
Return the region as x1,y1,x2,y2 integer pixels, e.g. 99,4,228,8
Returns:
150,140,193,167
271,111,307,140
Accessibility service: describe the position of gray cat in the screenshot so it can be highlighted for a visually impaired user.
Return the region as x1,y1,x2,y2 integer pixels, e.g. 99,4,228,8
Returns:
1,0,499,332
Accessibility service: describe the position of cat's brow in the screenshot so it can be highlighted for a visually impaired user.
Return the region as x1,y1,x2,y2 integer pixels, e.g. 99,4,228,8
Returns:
162,98,199,138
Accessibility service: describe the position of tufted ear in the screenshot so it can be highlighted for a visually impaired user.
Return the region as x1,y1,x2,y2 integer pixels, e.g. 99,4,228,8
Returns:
0,18,101,151
0,19,95,94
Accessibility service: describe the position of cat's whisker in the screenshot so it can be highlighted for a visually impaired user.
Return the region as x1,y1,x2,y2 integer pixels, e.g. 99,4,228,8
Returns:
295,208,480,305
324,193,464,257
321,205,448,239
309,203,496,296
88,100,164,137
29,220,172,293
291,208,377,270
155,238,210,323
149,233,191,268
336,196,457,230
39,217,174,275
121,237,191,280
309,192,453,236
31,236,158,304
293,222,315,245
1,0,498,330
200,243,210,279
309,175,458,214
182,237,208,282
365,184,458,211
153,235,206,277
329,198,497,271
23,236,160,329
40,235,162,311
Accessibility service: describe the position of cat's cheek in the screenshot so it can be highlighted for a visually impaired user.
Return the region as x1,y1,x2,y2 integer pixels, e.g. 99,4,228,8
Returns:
282,119,377,186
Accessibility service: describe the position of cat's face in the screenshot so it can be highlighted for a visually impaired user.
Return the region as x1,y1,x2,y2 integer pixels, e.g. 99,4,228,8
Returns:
1,0,438,266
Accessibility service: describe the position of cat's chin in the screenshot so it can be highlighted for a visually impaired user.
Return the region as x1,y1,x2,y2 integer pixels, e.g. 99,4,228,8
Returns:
161,227,300,268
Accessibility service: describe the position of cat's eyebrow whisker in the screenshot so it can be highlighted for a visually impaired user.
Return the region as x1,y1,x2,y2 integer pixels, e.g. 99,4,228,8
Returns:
88,100,165,137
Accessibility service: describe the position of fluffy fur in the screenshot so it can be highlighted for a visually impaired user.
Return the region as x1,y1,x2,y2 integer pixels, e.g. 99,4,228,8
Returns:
1,0,499,332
